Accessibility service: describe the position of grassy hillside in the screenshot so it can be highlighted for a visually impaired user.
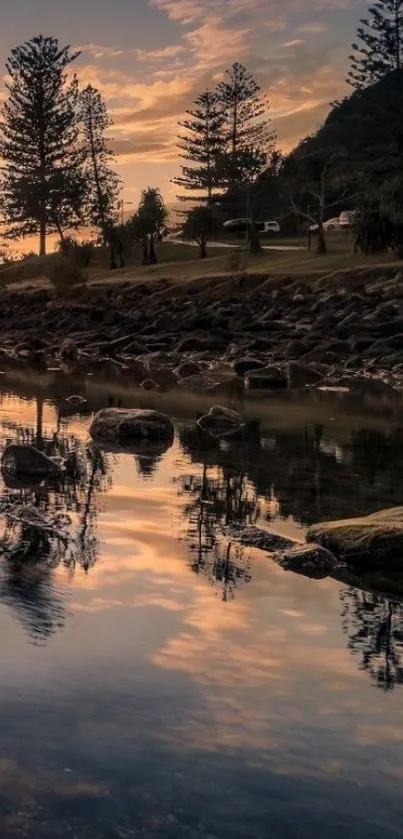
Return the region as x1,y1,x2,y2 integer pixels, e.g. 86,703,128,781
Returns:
0,232,400,294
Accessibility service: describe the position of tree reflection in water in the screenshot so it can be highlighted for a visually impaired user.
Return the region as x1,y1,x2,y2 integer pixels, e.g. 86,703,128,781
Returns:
177,427,260,601
340,588,403,691
0,399,112,641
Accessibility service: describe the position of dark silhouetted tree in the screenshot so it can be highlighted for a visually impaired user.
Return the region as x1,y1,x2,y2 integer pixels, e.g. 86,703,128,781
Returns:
182,205,217,258
349,0,403,89
0,35,85,255
173,90,225,204
137,187,167,264
79,84,120,240
216,62,275,188
346,0,403,175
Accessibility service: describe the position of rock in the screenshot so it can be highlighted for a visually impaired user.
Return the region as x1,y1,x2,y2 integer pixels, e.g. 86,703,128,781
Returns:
226,525,297,552
140,378,161,391
60,338,78,363
287,362,323,389
1,444,64,478
126,359,149,382
198,405,246,439
245,366,288,391
307,507,403,567
232,358,266,377
177,375,219,391
174,361,200,379
89,408,174,444
148,368,178,389
277,544,343,579
65,395,87,407
207,377,245,399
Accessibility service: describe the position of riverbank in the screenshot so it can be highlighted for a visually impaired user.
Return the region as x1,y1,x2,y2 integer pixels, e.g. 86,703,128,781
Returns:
2,262,403,395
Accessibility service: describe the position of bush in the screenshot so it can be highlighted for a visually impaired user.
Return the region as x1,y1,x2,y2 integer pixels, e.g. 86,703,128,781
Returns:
58,236,94,268
46,256,87,296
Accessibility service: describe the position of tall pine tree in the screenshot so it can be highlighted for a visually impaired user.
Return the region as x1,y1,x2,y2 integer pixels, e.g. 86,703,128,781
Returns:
0,35,85,255
79,84,120,239
173,90,225,204
349,0,403,88
347,1,403,174
216,62,274,187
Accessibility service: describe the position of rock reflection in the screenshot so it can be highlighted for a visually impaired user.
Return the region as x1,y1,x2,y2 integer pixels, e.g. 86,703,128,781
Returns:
340,588,403,691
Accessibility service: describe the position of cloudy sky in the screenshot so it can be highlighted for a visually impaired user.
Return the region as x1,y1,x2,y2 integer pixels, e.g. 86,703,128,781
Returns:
0,0,366,205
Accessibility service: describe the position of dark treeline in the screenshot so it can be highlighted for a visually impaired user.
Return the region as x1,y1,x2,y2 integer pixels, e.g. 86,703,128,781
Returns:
1,2,403,262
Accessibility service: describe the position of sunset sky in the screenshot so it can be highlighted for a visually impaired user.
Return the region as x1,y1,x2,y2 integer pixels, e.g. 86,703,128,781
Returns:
0,0,366,205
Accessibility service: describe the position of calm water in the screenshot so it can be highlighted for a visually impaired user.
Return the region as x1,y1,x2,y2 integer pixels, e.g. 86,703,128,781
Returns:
0,375,403,837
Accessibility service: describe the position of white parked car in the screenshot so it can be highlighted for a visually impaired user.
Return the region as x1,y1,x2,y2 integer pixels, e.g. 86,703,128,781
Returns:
309,217,340,232
223,218,280,234
339,211,352,229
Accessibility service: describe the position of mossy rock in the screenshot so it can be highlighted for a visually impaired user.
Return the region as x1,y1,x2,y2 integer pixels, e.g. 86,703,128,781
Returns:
307,507,403,567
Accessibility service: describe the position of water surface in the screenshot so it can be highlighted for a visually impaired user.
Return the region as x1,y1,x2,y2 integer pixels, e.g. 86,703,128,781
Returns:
0,376,402,838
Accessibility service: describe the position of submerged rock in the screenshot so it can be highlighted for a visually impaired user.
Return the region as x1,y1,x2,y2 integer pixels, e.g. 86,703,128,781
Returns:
65,395,87,408
277,543,343,579
226,525,341,579
2,444,63,478
197,405,246,439
226,525,297,552
245,366,288,391
287,362,323,389
89,407,174,444
307,507,403,567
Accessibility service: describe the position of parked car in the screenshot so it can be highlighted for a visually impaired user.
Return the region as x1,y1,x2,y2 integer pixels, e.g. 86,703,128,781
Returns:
339,211,352,229
223,218,280,234
309,217,340,232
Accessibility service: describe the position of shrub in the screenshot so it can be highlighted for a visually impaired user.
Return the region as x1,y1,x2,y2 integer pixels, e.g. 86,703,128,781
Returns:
46,256,87,296
58,236,94,268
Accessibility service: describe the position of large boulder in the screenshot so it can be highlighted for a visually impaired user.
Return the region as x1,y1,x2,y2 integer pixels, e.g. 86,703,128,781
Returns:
307,507,403,567
89,408,174,444
1,444,63,478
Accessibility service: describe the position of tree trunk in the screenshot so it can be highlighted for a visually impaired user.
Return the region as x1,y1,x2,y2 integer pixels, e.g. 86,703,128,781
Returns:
141,238,148,265
199,238,207,259
110,241,117,270
249,221,263,254
316,224,327,254
246,191,262,254
39,220,46,256
148,234,158,264
88,103,107,236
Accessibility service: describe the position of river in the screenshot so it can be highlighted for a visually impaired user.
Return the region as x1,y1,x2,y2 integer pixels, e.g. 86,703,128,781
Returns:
0,371,402,838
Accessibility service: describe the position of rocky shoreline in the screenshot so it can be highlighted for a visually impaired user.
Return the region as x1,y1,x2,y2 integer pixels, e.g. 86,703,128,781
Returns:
2,268,403,394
